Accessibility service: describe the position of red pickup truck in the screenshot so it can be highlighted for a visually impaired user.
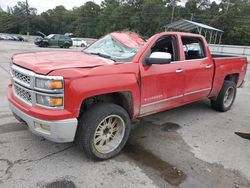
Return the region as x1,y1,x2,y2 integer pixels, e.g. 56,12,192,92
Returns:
8,32,248,160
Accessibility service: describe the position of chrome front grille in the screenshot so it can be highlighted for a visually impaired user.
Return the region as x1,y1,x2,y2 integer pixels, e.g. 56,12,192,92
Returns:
12,69,31,85
10,63,64,109
10,64,34,106
13,84,32,105
10,64,34,88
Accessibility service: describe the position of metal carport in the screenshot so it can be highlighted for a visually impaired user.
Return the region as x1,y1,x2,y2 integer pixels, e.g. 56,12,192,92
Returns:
164,19,224,44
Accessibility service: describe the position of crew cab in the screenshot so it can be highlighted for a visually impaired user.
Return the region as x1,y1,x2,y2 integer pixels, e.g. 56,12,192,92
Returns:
8,32,248,160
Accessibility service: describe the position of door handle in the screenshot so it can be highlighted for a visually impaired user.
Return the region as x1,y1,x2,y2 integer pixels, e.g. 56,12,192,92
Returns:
176,69,184,73
205,65,213,68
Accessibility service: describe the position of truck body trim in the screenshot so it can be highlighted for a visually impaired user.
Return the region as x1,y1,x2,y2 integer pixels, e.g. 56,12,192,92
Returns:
142,95,183,107
141,88,211,108
184,88,211,96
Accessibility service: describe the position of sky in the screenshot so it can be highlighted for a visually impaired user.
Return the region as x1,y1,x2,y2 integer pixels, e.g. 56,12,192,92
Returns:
0,0,221,14
0,0,103,13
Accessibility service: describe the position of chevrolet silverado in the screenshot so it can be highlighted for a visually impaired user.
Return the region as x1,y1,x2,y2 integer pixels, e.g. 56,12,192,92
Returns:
8,32,248,160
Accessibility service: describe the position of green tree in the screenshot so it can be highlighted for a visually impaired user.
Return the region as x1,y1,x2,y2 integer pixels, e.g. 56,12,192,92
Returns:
73,2,101,37
0,0,249,45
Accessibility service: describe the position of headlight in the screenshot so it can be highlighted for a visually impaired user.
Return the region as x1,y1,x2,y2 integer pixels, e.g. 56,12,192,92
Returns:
34,75,64,108
35,77,63,91
36,94,63,107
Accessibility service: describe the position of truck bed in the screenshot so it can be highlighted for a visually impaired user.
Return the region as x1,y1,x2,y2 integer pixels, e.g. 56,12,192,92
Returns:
212,53,242,58
209,54,248,97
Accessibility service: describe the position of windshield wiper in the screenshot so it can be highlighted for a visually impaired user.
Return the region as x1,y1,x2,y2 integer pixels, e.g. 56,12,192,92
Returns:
87,52,116,62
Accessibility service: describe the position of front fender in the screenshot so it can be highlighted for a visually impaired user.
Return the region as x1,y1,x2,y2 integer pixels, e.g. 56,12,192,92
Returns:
72,73,140,119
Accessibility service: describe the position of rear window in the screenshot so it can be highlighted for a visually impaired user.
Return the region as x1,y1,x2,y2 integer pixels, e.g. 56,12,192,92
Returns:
182,37,206,60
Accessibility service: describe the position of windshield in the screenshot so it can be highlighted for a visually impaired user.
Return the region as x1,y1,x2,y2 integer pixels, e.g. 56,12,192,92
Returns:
84,35,139,61
47,34,55,39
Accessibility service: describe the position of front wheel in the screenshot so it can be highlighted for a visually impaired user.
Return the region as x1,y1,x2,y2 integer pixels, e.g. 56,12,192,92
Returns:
76,103,131,160
211,81,237,112
43,42,48,48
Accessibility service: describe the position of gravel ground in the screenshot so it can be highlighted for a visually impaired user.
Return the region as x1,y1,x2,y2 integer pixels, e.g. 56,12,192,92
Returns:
0,40,250,188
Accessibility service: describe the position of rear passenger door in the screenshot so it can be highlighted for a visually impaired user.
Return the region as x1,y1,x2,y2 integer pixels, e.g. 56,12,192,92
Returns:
181,36,214,102
58,35,66,47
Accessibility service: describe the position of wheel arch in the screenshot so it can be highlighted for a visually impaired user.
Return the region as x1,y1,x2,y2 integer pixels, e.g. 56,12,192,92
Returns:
210,73,239,101
224,73,239,85
78,91,134,119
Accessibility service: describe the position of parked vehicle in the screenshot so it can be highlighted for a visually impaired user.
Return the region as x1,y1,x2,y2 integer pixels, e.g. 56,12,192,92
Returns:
8,32,248,160
34,32,72,48
72,38,87,47
0,34,25,41
17,36,25,41
2,34,14,40
11,35,20,41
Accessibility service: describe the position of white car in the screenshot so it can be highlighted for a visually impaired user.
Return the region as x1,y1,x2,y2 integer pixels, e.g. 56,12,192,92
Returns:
72,38,87,47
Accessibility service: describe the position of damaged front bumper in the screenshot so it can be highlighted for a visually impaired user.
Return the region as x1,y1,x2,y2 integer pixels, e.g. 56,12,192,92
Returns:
9,102,78,143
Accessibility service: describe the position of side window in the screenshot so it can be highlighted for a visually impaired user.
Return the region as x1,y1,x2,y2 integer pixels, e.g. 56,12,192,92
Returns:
150,36,179,61
59,35,66,40
182,37,206,60
54,35,60,40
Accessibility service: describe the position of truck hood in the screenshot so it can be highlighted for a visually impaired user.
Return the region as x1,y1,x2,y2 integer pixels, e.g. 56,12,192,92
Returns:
36,31,46,38
12,51,114,75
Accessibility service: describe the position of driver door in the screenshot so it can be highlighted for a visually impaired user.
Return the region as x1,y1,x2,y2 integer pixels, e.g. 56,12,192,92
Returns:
139,35,185,115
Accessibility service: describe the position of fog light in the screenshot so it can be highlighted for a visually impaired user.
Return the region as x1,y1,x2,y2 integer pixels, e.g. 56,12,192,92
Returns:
34,122,50,134
40,124,50,131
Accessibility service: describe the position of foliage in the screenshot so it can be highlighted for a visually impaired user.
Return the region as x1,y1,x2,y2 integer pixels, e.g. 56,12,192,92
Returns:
0,0,250,45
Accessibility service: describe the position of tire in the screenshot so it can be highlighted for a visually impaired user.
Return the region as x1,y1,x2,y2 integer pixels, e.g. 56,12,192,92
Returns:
81,43,85,47
43,42,48,48
76,103,131,160
211,81,237,112
38,42,44,47
64,43,70,48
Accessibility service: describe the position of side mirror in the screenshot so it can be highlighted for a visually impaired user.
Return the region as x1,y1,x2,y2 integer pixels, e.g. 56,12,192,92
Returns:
145,52,172,66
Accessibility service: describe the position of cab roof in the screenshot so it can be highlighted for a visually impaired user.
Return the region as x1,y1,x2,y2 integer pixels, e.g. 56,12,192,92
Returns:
110,32,146,48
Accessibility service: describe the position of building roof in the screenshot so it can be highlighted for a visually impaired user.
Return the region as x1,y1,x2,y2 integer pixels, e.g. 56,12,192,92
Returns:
164,19,223,33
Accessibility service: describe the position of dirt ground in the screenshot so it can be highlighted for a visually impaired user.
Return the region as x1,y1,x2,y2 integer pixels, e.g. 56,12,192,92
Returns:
0,40,250,188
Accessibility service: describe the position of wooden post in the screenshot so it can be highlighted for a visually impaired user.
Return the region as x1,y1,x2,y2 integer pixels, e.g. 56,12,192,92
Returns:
219,33,222,44
214,32,218,44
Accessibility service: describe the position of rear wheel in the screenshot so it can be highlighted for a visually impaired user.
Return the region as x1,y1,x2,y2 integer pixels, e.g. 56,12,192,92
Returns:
76,103,131,160
211,81,237,112
64,43,70,48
